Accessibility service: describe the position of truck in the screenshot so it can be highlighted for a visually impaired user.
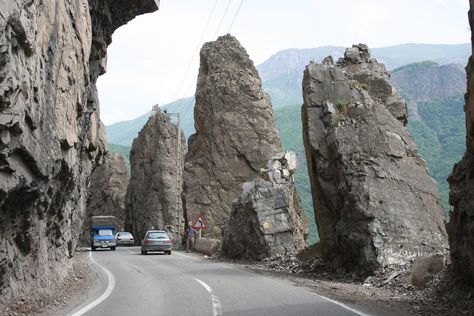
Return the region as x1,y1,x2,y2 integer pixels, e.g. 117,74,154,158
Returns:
90,215,117,251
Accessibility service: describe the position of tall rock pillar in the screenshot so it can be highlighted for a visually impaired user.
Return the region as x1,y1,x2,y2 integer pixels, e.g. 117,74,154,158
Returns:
183,35,282,238
125,108,185,243
302,45,447,272
448,2,474,284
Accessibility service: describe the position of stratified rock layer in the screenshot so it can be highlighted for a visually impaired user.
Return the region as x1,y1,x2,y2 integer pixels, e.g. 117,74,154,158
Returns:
80,153,129,245
222,152,308,260
125,107,185,243
183,35,282,238
302,45,447,272
448,3,474,285
0,0,158,298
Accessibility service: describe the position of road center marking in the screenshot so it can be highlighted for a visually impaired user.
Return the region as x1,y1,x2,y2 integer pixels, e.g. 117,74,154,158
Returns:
315,293,372,316
69,252,116,316
192,277,222,316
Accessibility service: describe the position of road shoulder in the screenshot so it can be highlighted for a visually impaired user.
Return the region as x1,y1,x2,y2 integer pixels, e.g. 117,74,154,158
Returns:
0,249,99,316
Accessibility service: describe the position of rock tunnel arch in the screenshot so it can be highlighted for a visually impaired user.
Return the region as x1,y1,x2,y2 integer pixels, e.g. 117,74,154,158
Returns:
0,0,159,298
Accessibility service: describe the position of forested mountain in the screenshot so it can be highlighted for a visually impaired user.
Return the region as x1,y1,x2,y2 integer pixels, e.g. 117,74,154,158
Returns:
391,62,466,212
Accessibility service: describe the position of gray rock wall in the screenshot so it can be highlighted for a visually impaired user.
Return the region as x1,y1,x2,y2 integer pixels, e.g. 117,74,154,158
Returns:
302,45,447,272
0,0,158,298
80,153,129,245
222,152,308,260
448,2,474,284
183,35,282,238
125,108,185,243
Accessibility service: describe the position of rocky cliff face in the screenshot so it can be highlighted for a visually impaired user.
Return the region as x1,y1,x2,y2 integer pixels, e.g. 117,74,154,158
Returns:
80,153,129,245
391,62,465,111
448,4,474,285
125,107,185,243
183,35,282,238
0,0,158,298
302,45,448,272
222,152,308,260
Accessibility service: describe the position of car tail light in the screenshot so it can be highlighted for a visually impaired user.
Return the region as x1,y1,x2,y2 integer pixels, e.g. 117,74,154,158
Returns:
117,237,122,240
164,240,171,244
143,239,149,244
130,237,134,240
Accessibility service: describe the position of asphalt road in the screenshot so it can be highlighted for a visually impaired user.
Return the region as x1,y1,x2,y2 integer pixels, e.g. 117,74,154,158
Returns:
66,247,371,316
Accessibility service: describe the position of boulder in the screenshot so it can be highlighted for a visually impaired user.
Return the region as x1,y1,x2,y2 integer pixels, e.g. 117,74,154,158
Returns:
411,253,445,288
80,153,129,245
448,1,474,285
0,0,158,298
222,152,308,260
301,45,448,272
125,107,186,244
194,238,222,256
183,35,282,238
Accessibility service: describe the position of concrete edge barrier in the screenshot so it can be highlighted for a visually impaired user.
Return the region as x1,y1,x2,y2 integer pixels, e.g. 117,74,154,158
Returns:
194,238,222,256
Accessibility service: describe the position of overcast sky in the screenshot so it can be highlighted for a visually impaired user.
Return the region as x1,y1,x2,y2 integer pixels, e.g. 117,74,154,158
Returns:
98,0,470,125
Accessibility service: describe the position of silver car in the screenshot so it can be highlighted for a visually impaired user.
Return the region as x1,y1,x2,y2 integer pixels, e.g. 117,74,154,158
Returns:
141,230,172,255
115,232,134,246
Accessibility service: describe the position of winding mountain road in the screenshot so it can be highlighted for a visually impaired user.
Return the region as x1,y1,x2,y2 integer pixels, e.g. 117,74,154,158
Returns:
64,247,372,316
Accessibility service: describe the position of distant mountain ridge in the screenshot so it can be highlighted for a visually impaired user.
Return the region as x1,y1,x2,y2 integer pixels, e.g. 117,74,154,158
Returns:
258,43,469,80
258,43,469,107
391,61,465,118
106,43,470,145
106,97,194,146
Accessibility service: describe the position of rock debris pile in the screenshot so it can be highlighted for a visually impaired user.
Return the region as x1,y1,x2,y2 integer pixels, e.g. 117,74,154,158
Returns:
222,152,308,260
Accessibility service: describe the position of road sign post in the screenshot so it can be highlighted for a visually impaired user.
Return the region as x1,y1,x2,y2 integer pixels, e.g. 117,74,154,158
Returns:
192,214,207,238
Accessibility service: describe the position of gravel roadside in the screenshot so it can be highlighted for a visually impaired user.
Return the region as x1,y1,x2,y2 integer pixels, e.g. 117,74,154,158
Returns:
214,253,474,316
0,250,97,316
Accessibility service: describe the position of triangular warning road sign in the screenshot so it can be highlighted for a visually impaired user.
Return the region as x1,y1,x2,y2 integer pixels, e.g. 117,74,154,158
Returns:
193,214,208,229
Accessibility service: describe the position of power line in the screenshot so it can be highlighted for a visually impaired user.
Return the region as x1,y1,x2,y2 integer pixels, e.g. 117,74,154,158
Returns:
171,0,219,101
213,0,232,38
180,0,244,125
181,0,245,123
227,0,244,33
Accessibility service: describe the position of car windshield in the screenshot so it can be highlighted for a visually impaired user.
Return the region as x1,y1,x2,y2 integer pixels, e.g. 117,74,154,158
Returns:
147,232,168,239
99,229,113,236
117,232,132,237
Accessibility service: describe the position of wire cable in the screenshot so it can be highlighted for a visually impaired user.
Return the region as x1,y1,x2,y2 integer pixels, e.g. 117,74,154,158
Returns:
213,0,232,38
171,0,219,101
227,0,244,33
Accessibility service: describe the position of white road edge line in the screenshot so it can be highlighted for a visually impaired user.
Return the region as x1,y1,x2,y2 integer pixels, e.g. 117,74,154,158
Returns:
69,252,116,316
316,293,372,316
192,277,222,316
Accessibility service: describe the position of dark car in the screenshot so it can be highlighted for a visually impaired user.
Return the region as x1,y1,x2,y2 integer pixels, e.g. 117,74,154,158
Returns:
115,232,134,246
141,230,172,255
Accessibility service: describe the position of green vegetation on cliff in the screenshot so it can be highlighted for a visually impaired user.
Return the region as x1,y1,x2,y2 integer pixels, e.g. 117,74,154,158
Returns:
407,96,466,214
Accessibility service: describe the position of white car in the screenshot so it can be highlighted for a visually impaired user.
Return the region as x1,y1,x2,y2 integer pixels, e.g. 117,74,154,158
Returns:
115,232,135,246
